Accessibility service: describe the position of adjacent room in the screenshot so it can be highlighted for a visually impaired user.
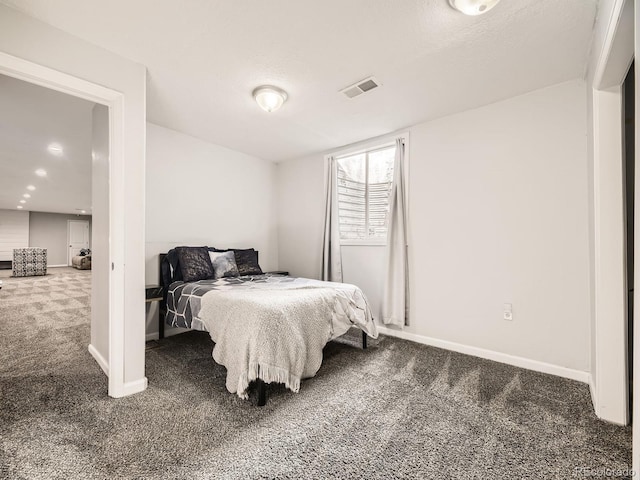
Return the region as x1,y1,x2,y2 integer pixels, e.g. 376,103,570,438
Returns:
0,0,637,478
0,71,108,399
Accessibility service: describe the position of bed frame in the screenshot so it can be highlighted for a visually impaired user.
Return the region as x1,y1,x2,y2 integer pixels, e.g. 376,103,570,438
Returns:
157,252,368,406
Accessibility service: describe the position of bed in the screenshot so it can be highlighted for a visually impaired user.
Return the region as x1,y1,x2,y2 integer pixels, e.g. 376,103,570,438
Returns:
158,247,378,406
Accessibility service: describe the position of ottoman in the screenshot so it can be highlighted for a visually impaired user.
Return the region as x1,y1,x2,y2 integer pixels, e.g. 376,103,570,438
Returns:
13,248,47,277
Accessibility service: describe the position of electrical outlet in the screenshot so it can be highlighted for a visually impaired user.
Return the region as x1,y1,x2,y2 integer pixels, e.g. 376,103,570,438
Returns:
503,303,513,321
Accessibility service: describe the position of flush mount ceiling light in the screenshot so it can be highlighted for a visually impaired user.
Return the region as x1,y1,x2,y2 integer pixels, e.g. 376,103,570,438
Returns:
23,194,31,198
27,185,36,191
16,206,23,209
19,200,26,204
47,143,63,156
448,0,500,15
252,85,288,113
35,169,47,177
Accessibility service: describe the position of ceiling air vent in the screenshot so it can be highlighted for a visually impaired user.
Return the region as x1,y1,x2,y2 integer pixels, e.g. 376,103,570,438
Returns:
340,77,380,99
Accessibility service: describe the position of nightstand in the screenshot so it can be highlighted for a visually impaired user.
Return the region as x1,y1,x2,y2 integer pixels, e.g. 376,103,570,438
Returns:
145,285,163,303
266,271,289,276
146,284,165,340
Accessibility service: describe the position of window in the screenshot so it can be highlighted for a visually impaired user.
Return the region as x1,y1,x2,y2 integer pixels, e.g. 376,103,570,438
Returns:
336,144,395,243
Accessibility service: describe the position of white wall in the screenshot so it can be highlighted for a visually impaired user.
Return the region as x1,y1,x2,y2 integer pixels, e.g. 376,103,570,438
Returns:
592,87,628,423
91,104,110,367
0,4,147,395
145,123,278,338
28,212,92,265
276,153,325,279
0,209,29,262
277,79,591,374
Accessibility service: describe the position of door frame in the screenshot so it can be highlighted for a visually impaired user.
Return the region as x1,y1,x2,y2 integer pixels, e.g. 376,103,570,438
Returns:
0,52,133,398
590,0,636,469
67,219,90,266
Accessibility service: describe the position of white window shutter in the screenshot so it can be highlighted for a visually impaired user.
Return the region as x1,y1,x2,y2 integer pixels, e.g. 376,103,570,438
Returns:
337,164,366,240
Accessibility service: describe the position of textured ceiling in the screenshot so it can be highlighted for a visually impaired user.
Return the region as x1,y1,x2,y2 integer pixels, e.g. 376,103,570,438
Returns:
0,74,94,214
1,0,597,162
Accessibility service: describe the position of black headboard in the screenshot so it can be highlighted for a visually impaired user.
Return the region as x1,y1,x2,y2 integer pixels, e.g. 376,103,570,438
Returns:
158,252,170,312
158,253,167,289
158,249,259,291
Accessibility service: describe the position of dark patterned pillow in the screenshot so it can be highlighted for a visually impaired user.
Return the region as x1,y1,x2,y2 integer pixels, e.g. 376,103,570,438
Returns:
208,251,239,279
233,248,263,276
176,246,214,282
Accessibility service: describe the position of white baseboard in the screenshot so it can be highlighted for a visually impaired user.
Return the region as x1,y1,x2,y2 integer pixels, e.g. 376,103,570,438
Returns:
108,377,148,398
89,344,147,397
48,264,67,268
589,374,598,415
88,344,109,376
122,377,148,396
376,326,590,384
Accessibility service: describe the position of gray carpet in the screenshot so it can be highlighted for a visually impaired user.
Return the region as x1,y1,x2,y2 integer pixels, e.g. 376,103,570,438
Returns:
0,269,632,479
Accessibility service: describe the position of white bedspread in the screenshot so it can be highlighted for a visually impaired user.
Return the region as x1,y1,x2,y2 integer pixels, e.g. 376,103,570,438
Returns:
197,279,377,399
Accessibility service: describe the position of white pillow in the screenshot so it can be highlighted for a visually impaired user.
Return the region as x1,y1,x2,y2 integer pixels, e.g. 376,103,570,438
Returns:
208,251,239,279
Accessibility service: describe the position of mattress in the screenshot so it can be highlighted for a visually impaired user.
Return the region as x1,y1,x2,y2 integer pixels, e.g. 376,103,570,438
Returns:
165,273,378,339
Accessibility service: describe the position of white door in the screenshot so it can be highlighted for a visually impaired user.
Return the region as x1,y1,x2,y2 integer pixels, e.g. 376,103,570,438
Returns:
68,220,90,265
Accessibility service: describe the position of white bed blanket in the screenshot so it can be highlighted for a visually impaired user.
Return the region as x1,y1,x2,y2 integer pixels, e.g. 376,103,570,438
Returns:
198,280,377,399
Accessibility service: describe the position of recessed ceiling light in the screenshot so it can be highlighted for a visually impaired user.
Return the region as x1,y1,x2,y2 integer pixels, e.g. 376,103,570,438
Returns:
81,210,86,214
19,200,26,204
448,0,500,15
35,169,47,177
252,85,288,113
16,206,23,209
23,194,31,198
27,185,36,191
47,143,63,156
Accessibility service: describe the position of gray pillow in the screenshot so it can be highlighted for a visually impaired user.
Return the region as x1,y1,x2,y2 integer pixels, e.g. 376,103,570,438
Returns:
208,251,239,279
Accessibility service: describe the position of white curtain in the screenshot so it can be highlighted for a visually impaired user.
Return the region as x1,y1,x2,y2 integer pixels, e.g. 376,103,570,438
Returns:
321,156,343,282
382,138,409,326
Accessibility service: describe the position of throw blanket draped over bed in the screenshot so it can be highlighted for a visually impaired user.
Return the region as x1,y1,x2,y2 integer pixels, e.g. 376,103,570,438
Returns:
166,275,377,399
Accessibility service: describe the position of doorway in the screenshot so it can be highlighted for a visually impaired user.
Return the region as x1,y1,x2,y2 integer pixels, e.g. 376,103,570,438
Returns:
68,220,90,266
0,50,145,398
0,73,100,392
